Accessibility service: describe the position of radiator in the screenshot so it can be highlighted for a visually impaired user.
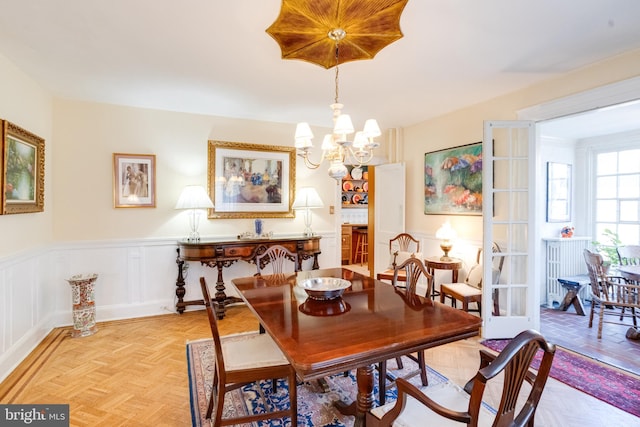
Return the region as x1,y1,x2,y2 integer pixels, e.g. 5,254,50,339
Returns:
544,237,591,306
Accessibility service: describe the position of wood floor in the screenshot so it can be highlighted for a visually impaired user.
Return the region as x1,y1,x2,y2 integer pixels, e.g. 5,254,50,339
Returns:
1,304,638,426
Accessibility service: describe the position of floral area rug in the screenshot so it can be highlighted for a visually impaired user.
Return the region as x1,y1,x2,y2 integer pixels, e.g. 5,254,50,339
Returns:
482,339,640,417
187,338,451,427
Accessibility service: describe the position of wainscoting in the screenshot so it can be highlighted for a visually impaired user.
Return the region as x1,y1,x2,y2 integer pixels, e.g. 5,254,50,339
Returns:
0,234,336,382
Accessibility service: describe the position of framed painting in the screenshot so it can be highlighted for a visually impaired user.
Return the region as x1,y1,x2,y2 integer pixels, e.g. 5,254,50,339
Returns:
2,121,45,214
546,162,571,222
424,142,482,215
207,140,296,219
112,153,156,208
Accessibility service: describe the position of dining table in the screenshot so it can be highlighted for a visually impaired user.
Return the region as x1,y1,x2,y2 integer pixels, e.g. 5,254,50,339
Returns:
231,267,482,426
618,264,640,283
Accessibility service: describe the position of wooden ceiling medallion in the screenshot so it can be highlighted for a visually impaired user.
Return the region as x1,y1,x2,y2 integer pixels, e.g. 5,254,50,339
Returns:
266,0,408,69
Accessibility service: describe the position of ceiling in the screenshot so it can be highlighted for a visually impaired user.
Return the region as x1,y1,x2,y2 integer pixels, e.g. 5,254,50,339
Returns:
0,1,639,133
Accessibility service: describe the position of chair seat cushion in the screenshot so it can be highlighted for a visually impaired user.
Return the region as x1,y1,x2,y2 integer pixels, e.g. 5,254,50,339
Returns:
221,332,289,370
369,382,494,427
441,282,482,298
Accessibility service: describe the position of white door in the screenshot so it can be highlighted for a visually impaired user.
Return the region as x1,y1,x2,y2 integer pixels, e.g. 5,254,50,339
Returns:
373,163,406,277
482,121,539,339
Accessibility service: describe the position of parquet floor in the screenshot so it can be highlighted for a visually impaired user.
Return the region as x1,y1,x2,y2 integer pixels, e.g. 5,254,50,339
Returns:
1,304,638,426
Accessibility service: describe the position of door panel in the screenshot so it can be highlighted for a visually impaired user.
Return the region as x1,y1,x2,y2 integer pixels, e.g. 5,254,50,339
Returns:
482,121,538,338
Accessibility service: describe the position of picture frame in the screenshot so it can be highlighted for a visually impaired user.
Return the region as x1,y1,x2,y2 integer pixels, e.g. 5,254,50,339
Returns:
2,121,45,214
424,142,482,215
546,162,571,222
112,153,156,208
207,140,295,219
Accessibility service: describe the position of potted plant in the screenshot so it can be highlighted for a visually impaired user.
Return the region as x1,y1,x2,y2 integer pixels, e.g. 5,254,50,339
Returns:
592,228,621,268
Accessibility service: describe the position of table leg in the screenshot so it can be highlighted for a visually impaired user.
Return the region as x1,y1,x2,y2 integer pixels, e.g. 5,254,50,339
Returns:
335,364,375,427
175,249,187,314
559,288,585,316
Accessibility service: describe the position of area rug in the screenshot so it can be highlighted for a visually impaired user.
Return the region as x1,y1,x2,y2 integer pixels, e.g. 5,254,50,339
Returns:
187,338,459,427
482,339,640,417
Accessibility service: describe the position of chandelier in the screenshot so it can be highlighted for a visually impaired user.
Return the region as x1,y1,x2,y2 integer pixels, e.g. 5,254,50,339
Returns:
293,29,381,180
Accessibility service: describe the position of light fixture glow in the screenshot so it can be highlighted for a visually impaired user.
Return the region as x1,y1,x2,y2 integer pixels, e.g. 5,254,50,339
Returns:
175,185,214,242
435,221,457,261
292,187,324,236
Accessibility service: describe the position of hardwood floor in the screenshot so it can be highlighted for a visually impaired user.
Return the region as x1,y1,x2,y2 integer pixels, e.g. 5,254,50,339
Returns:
1,304,638,426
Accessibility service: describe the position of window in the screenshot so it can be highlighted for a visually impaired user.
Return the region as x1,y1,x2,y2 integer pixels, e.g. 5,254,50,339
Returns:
594,148,640,245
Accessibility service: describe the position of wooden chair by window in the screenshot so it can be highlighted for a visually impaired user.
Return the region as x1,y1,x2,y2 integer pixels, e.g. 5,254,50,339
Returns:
367,329,556,427
439,242,504,314
583,249,640,339
377,256,433,405
617,245,640,267
376,233,422,284
255,244,299,276
199,277,297,426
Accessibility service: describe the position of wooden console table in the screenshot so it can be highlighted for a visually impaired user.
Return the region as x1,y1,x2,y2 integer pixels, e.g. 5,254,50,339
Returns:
175,236,321,318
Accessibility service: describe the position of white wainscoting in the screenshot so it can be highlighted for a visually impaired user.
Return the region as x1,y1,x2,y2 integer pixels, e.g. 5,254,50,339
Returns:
0,233,336,383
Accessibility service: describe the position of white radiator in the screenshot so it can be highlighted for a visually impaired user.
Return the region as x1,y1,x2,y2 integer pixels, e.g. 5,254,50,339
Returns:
544,237,591,306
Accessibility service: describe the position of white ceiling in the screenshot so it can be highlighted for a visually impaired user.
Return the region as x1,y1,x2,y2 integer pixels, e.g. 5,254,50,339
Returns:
0,0,639,132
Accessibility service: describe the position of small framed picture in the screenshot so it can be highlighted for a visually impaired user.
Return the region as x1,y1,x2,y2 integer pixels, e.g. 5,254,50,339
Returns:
2,121,45,214
112,153,156,208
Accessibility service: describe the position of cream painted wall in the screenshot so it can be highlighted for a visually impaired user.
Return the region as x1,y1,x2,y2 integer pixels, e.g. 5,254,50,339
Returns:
52,100,338,242
0,54,53,257
403,49,640,242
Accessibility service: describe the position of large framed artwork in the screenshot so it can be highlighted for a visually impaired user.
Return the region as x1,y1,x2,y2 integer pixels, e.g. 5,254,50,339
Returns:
546,161,571,222
2,121,45,214
112,153,156,208
424,142,482,215
207,140,296,219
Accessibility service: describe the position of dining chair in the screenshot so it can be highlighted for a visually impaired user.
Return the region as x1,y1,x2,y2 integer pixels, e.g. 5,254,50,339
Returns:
367,329,556,427
199,277,298,426
255,244,299,275
617,245,640,267
377,256,433,405
439,242,504,315
376,233,422,284
583,249,640,339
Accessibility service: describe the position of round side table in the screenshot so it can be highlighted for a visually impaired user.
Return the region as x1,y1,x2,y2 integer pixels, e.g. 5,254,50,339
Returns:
424,256,463,300
66,273,99,337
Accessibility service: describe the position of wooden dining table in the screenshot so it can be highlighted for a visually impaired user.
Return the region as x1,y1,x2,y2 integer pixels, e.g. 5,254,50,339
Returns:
231,267,482,426
618,265,640,282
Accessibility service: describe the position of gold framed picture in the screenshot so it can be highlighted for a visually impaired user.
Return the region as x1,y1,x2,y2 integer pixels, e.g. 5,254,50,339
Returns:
207,140,295,219
2,121,45,214
112,153,156,208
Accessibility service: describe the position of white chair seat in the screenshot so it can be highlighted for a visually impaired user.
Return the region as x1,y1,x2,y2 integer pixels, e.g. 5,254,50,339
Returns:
221,331,289,370
369,382,494,427
441,282,481,297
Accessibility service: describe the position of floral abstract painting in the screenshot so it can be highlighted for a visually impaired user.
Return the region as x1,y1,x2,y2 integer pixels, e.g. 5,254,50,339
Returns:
424,142,482,215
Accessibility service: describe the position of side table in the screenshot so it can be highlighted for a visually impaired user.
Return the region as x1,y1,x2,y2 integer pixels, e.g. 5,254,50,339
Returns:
66,273,99,337
557,275,589,316
424,256,463,300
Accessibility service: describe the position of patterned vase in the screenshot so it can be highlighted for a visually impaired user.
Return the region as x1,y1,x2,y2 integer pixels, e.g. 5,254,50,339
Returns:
66,273,99,337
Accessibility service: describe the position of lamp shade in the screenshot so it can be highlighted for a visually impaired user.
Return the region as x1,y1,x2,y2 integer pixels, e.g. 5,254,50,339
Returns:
175,185,214,209
435,221,457,240
292,187,324,209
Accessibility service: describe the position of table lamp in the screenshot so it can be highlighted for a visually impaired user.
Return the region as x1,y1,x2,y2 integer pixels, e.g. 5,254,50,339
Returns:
435,221,457,261
175,185,214,241
292,187,324,236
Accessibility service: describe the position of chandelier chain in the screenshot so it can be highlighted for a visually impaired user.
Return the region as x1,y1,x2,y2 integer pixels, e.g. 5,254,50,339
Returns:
334,44,340,104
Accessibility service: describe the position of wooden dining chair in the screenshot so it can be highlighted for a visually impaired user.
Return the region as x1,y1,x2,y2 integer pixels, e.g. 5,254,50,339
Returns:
199,277,298,426
439,242,505,314
255,244,299,275
377,256,433,405
367,329,556,427
376,233,422,283
583,249,640,339
617,245,640,267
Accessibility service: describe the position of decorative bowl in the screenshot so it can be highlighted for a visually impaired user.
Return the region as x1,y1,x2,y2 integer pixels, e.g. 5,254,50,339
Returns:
297,277,351,300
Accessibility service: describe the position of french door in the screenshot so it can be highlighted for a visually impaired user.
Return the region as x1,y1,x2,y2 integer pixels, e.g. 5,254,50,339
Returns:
482,120,538,338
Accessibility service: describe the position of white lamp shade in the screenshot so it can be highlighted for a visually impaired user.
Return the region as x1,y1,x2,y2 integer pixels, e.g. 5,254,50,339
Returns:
352,131,367,149
292,187,324,209
321,134,336,150
295,122,314,146
175,185,214,209
333,114,354,136
435,221,457,240
363,119,381,138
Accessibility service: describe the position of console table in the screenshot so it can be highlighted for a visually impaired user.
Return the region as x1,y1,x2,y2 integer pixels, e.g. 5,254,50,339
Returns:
175,236,321,318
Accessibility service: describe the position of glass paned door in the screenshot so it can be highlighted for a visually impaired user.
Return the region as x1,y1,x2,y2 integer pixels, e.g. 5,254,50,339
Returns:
482,121,538,338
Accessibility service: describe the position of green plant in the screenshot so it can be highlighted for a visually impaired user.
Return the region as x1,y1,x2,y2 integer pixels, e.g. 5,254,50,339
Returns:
592,228,621,266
